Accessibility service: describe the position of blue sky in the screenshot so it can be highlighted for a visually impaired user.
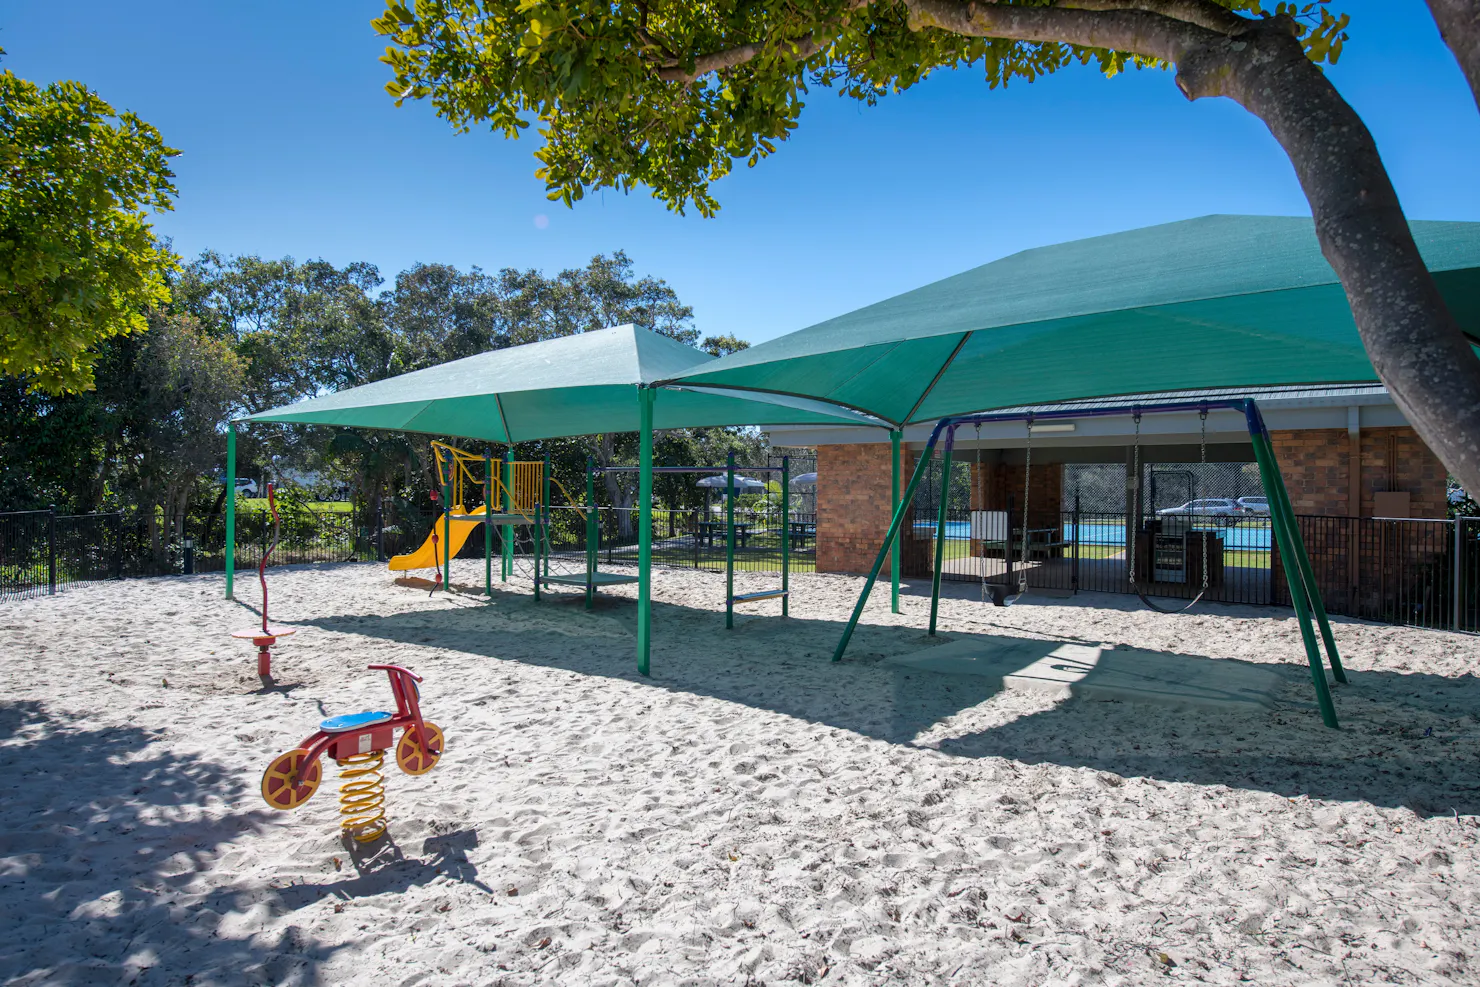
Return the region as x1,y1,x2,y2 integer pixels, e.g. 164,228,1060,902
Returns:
5,1,1477,344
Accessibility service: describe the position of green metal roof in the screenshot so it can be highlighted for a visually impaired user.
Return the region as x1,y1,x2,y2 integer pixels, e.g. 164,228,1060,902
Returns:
244,323,884,441
668,215,1480,425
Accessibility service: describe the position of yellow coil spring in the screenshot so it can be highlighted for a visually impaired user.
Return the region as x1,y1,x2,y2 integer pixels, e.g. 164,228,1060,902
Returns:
336,751,387,843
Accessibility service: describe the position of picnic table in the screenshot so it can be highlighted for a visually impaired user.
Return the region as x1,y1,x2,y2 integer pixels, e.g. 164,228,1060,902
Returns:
697,520,752,547
979,527,1069,559
788,520,816,549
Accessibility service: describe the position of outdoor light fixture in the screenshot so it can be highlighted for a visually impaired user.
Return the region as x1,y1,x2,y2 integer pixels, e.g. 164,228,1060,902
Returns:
1028,422,1076,433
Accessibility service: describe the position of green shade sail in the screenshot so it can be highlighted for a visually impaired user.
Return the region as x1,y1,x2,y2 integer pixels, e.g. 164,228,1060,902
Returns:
667,215,1480,423
244,323,885,439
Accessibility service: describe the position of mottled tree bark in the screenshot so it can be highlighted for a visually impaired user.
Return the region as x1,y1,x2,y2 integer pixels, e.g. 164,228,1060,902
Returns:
1428,0,1480,110
1176,17,1480,502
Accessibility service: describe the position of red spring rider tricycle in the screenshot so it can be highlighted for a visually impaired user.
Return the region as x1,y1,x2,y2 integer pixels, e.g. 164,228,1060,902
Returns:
260,664,445,842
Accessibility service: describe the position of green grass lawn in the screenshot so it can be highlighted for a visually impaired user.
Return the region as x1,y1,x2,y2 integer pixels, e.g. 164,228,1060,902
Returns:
238,498,353,513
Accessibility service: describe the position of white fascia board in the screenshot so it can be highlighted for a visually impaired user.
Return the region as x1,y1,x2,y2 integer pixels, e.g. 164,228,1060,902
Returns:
762,390,1403,449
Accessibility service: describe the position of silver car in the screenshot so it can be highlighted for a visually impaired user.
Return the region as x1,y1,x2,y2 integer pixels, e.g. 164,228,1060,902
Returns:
1236,496,1270,515
1156,498,1240,516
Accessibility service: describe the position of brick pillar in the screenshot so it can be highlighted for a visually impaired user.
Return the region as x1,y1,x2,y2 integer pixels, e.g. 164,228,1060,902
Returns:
816,442,930,575
964,459,1065,555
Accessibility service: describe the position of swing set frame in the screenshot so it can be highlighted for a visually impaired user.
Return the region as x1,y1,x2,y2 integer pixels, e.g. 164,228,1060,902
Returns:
832,397,1350,729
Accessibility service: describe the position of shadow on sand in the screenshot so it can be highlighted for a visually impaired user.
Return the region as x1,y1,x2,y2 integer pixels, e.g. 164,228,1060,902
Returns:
0,701,342,986
303,579,1480,818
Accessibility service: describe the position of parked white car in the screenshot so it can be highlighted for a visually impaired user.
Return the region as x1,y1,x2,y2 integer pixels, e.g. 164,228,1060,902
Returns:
234,477,259,497
1236,496,1270,515
1156,498,1240,516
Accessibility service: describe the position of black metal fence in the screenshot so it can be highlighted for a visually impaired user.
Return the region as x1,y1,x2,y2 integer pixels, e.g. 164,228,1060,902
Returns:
915,504,1480,632
0,504,378,602
584,505,814,574
10,496,1477,634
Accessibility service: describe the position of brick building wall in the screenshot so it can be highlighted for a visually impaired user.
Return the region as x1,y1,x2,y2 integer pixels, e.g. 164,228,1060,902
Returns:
1269,425,1447,616
967,461,1064,554
816,443,930,575
1269,425,1445,519
968,462,1064,516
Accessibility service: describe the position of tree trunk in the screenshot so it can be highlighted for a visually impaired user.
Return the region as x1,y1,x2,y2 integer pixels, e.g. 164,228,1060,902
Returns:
1175,20,1480,498
901,2,1480,495
1428,0,1480,110
596,433,637,538
201,482,228,547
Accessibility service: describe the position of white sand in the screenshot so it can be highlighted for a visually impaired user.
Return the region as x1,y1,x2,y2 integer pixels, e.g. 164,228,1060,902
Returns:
2,560,1479,986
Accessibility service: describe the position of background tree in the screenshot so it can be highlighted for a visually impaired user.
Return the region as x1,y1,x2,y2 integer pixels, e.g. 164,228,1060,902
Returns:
0,52,179,393
701,334,751,358
103,313,247,564
373,0,1480,500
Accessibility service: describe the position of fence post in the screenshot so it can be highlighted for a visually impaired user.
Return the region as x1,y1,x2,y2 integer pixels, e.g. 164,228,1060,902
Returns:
47,505,57,595
781,455,790,618
113,513,124,579
375,498,385,563
1072,495,1081,593
1455,517,1466,633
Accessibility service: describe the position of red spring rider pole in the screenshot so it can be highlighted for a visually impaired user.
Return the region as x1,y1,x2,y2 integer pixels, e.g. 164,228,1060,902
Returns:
232,482,296,676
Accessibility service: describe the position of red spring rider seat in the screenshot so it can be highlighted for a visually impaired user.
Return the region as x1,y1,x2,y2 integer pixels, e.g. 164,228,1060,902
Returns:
260,664,445,842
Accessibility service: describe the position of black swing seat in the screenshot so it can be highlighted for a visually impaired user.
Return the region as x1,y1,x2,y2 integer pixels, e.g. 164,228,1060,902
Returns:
1134,586,1207,614
986,583,1029,608
729,589,789,604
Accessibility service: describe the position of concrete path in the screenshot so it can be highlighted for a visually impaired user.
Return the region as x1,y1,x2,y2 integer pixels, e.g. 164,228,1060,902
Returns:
887,635,1289,711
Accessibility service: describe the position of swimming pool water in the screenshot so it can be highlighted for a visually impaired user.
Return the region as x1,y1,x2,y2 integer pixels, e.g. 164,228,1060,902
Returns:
912,520,1272,550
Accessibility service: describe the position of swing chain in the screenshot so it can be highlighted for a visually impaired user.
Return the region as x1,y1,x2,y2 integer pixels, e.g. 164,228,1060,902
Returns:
975,423,986,603
1129,411,1141,588
1199,408,1210,592
1020,416,1032,593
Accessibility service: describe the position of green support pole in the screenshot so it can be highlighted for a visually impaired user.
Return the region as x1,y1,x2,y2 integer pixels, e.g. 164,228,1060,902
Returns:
637,388,655,676
890,429,902,614
483,449,494,597
1253,429,1348,683
225,423,237,599
543,455,552,578
1249,431,1339,729
781,455,790,618
726,452,737,629
502,450,513,582
585,457,597,611
532,496,542,602
442,478,452,592
928,432,955,636
833,426,943,661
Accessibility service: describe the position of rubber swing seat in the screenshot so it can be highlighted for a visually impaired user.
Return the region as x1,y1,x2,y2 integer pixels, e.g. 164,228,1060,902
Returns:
319,711,394,733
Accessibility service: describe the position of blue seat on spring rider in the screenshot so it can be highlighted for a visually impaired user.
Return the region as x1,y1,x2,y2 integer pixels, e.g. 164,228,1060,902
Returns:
319,711,394,733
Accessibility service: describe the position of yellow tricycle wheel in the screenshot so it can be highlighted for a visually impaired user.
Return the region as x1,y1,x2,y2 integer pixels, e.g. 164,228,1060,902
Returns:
396,721,444,776
261,748,322,809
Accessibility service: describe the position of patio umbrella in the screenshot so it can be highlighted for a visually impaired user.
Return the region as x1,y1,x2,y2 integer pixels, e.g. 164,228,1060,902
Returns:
695,474,766,493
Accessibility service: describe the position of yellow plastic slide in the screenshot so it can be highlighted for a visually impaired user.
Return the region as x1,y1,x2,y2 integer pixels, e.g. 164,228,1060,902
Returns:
388,507,482,572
